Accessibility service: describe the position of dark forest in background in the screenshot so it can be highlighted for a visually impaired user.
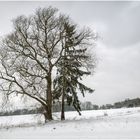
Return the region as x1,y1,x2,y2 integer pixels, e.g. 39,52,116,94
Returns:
0,98,140,116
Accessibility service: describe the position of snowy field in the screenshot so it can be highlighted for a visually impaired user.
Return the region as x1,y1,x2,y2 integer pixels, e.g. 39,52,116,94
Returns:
0,107,140,139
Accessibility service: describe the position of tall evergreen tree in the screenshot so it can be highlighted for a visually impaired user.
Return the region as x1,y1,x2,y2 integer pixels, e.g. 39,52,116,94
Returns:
53,22,95,120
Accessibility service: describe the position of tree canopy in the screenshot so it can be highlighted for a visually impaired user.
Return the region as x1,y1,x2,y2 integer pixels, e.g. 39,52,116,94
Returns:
0,7,97,122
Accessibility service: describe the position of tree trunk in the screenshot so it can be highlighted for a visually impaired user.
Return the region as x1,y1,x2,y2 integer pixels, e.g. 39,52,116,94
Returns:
61,91,65,120
61,46,66,121
46,71,53,121
61,59,66,120
43,110,48,123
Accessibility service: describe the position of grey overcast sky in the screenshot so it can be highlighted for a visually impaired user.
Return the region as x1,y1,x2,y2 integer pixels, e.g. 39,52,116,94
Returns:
0,1,140,106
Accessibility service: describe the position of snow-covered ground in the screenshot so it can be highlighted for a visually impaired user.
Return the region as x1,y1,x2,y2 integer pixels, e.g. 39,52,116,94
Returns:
0,107,140,139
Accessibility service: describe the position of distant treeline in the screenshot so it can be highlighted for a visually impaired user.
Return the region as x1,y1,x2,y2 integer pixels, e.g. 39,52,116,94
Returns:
0,102,98,116
100,97,140,109
0,98,140,116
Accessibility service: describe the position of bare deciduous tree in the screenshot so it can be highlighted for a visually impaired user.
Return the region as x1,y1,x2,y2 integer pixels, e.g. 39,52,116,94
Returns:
0,7,69,121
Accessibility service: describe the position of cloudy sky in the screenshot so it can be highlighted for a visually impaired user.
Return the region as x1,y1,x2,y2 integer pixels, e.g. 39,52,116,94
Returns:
0,1,140,106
